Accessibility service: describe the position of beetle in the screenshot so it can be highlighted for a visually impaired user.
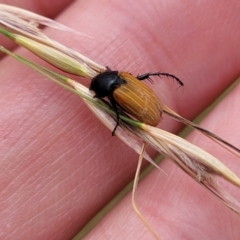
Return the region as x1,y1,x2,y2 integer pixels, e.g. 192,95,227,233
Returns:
89,68,183,135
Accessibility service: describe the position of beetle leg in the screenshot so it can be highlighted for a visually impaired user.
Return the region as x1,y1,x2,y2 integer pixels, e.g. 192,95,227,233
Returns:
99,98,112,108
106,66,112,71
137,72,183,87
108,97,120,136
98,96,119,135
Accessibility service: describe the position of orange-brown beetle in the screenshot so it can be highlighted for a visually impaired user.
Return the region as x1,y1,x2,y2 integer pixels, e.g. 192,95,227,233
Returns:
90,69,182,135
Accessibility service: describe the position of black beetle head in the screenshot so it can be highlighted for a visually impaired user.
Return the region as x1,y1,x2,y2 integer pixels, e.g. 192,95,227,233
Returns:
90,71,125,98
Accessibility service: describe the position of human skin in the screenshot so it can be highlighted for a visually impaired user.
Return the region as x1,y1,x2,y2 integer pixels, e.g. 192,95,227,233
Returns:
0,0,240,239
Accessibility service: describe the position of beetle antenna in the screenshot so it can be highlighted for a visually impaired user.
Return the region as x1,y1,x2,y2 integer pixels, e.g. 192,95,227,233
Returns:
137,72,183,87
157,72,183,87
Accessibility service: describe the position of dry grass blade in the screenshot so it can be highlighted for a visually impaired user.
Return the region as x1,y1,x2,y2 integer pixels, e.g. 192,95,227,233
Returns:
141,124,240,214
0,4,105,73
0,3,88,35
132,141,160,240
163,105,240,157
